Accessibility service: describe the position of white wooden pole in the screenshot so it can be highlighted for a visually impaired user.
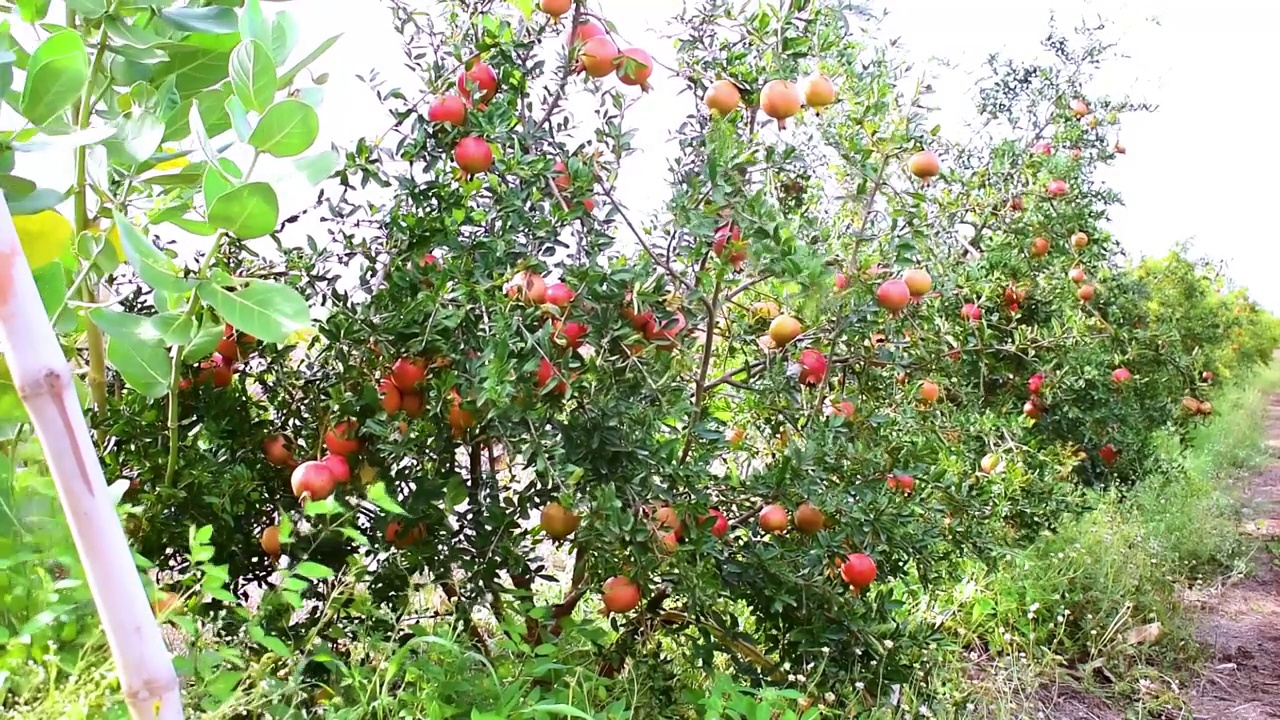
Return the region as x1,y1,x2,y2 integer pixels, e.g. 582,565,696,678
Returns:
0,194,183,718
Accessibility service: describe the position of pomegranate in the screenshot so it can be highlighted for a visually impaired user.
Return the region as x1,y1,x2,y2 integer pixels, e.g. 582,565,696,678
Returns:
1077,284,1096,302
1008,196,1025,211
540,502,580,540
1111,367,1132,384
552,160,572,191
797,348,827,385
1027,373,1045,395
263,435,295,467
448,389,474,438
1198,400,1213,415
457,61,498,106
802,73,835,109
325,420,360,457
427,94,467,126
401,391,425,418
566,19,604,47
539,0,571,19
906,150,940,179
960,303,982,322
1070,147,1082,160
1069,98,1089,118
1071,232,1089,249
378,377,402,414
768,315,803,346
216,336,239,362
794,502,825,534
704,80,741,115
1022,400,1041,419
919,380,940,403
824,399,855,420
616,48,653,91
758,504,789,533
602,576,641,613
577,36,619,78
833,272,848,290
840,553,876,589
903,269,933,297
454,136,493,174
1068,267,1086,284
759,79,801,129
508,270,548,304
535,357,568,395
751,301,781,319
553,320,588,350
645,311,687,348
260,525,281,556
1046,179,1069,197
887,474,915,494
705,509,729,538
712,223,747,268
544,282,575,308
653,505,681,534
322,453,351,484
391,357,427,391
1031,140,1053,155
725,427,745,445
876,278,911,312
1202,371,1214,383
980,453,999,474
385,520,425,548
1181,396,1201,414
1030,237,1050,257
291,461,336,501
1099,444,1119,467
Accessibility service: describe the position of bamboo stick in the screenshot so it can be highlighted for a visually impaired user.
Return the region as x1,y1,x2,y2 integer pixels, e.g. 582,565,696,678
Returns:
0,194,183,719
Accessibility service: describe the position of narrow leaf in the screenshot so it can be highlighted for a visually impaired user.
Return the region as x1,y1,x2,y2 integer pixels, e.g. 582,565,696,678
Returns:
276,34,340,89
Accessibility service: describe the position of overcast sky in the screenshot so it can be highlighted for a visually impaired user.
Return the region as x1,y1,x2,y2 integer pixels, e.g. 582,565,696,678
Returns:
17,1,1279,311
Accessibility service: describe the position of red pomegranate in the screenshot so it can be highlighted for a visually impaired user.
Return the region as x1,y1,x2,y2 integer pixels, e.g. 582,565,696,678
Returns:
1030,237,1050,257
704,509,729,538
321,454,350,484
291,461,336,501
456,61,497,106
1027,373,1045,395
263,435,295,467
616,48,653,91
1099,444,1119,467
427,94,467,126
454,136,493,174
712,224,747,268
1111,367,1132,383
903,269,933,297
544,282,575,308
840,553,877,589
1031,140,1053,155
876,278,911,312
577,36,619,78
704,80,741,115
391,357,427,391
797,348,827,385
758,504,789,533
602,576,641,613
1046,179,1069,197
566,19,605,47
325,420,361,457
833,272,848,290
553,320,588,350
535,357,568,395
960,303,982,322
906,150,940,179
887,474,915,494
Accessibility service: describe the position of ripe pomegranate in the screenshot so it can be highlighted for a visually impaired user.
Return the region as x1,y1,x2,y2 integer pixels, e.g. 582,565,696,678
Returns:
1027,373,1045,395
535,357,568,395
325,420,360,457
291,461,336,501
960,303,982,322
980,453,999,474
768,315,803,346
1099,444,1119,467
1070,147,1082,160
322,453,350,484
645,311,687,348
577,36,619,78
263,435,295,467
1181,396,1202,414
553,320,588,350
1077,284,1096,302
602,576,641,614
797,348,827,385
379,377,402,414
1068,267,1086,284
216,336,239,362
427,94,467,126
454,136,493,174
887,474,915,494
260,525,281,556
903,269,933,297
1198,400,1213,415
712,223,747,268
705,509,729,538
616,48,653,91
758,504,789,534
725,426,745,445
833,271,848,290
919,380,940,403
907,150,941,179
540,502,580,540
391,357,427,391
1069,97,1089,118
1202,371,1214,383
544,282,575,308
876,278,911,312
653,505,682,534
508,270,548,304
751,301,781,319
824,399,855,420
1071,232,1089,249
1114,141,1126,154
840,553,876,589
1008,196,1025,211
401,391,425,418
802,73,836,109
457,61,498,105
448,389,475,438
539,0,571,18
794,502,825,534
1022,400,1041,419
759,79,801,129
1030,237,1050,257
385,520,425,548
552,160,572,191
566,19,604,47
705,80,741,115
1046,179,1069,197
1031,140,1053,155
1112,367,1132,383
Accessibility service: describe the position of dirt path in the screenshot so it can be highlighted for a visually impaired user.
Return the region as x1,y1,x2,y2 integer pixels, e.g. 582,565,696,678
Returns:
1187,394,1280,720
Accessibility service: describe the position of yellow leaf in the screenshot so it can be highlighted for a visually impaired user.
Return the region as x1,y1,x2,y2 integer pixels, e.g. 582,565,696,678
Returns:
106,224,123,256
153,148,190,172
14,210,74,269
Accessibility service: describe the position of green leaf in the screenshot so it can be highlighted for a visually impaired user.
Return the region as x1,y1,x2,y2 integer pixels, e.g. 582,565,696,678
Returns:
293,150,341,186
11,126,117,152
207,182,278,239
225,95,252,142
196,86,233,137
270,12,299,67
197,279,310,345
31,261,73,331
66,0,108,18
248,99,318,158
366,482,406,515
149,311,196,345
239,0,270,46
106,17,167,48
248,625,291,656
229,39,276,113
88,307,166,344
10,188,67,215
17,0,52,23
293,561,333,580
157,44,230,96
183,321,224,360
276,34,340,90
90,309,174,399
112,211,194,294
190,97,226,178
202,157,242,207
159,7,239,34
20,30,89,127
0,174,36,196
519,706,594,720
106,111,164,164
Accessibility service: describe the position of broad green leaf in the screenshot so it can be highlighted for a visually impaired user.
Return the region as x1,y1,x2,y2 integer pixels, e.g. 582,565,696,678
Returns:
183,321,224,360
111,43,169,65
239,0,270,46
88,307,166,344
11,126,117,152
149,311,196,345
106,17,166,48
229,39,275,113
248,625,290,656
120,0,177,6
293,561,333,580
190,97,226,179
112,211,195,294
367,482,406,515
9,188,67,215
0,174,36,196
162,97,193,142
20,30,89,127
196,86,233,137
31,261,73,331
248,99,318,158
207,182,279,239
519,704,595,720
293,150,341,186
202,157,242,207
157,44,230,95
270,12,299,67
17,0,52,23
91,311,174,399
197,279,310,345
159,7,239,34
225,95,252,142
106,111,164,164
66,0,108,18
168,215,217,236
276,34,340,89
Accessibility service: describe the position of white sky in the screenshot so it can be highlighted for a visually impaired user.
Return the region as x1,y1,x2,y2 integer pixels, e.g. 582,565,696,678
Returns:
16,1,1280,311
